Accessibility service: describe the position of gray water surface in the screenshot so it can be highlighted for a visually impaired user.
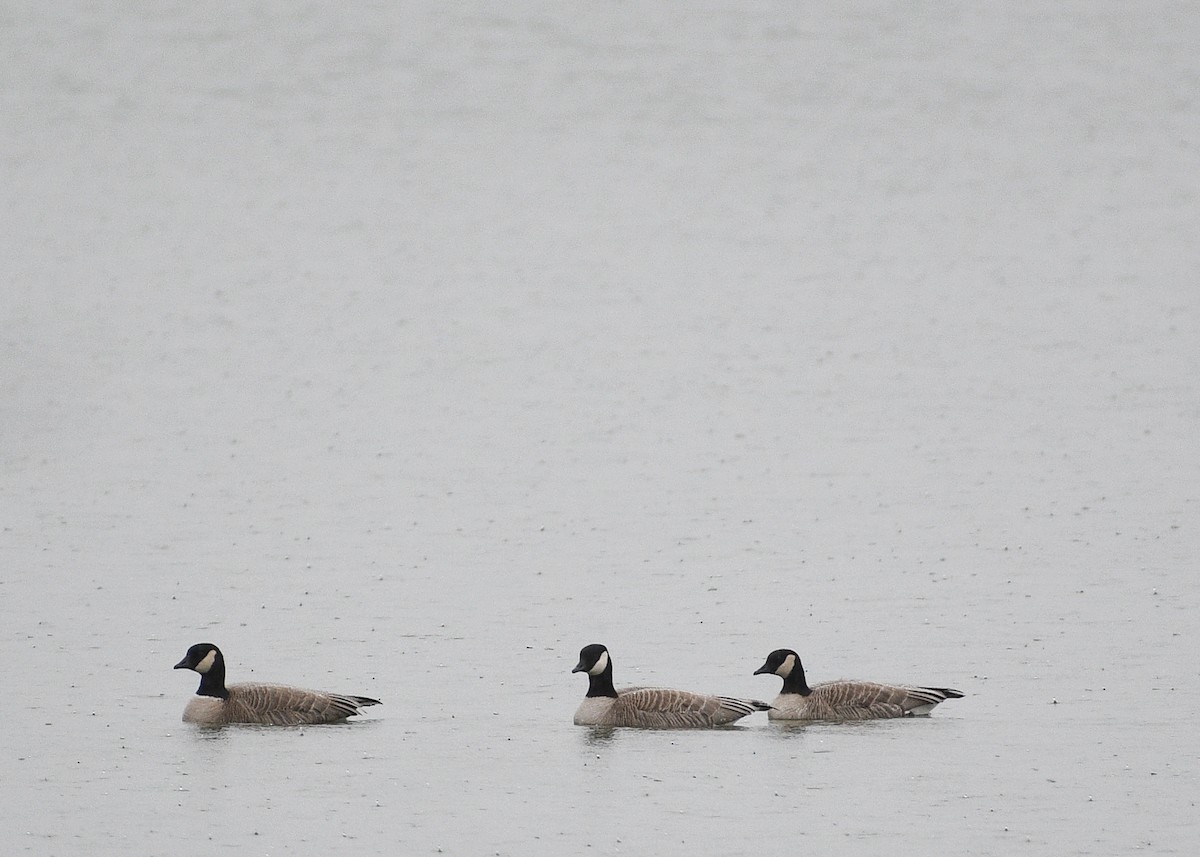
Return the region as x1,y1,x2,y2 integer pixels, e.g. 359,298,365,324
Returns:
3,2,1198,854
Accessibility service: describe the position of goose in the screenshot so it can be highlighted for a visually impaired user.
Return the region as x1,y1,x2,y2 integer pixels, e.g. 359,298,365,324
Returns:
173,643,381,726
753,648,963,721
572,643,771,728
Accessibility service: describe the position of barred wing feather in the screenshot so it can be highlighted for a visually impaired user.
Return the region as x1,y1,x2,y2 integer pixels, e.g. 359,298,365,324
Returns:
610,688,769,728
228,683,381,725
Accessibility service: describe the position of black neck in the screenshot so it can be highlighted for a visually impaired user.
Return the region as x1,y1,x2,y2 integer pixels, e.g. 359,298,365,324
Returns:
586,663,618,698
781,660,813,696
196,657,230,699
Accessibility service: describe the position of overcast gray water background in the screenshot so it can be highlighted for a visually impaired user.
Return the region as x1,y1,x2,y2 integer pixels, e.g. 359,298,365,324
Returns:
3,2,1198,854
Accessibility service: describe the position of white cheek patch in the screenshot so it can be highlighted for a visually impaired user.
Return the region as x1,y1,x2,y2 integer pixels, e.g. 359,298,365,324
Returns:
778,653,796,678
195,649,217,674
588,650,609,676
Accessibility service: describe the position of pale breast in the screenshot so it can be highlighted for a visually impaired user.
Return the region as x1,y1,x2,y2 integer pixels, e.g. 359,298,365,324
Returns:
573,696,616,726
182,695,227,725
766,693,807,720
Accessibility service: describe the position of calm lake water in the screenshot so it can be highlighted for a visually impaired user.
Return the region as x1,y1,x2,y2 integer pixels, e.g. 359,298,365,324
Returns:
3,2,1198,854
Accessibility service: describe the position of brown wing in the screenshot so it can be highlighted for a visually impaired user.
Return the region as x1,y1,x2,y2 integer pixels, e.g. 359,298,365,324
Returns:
227,683,380,725
815,681,959,720
611,688,767,728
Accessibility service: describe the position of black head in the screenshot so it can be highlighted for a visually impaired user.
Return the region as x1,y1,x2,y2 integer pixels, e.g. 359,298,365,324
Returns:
755,648,812,695
572,643,611,676
174,643,222,674
754,648,800,677
573,643,617,698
